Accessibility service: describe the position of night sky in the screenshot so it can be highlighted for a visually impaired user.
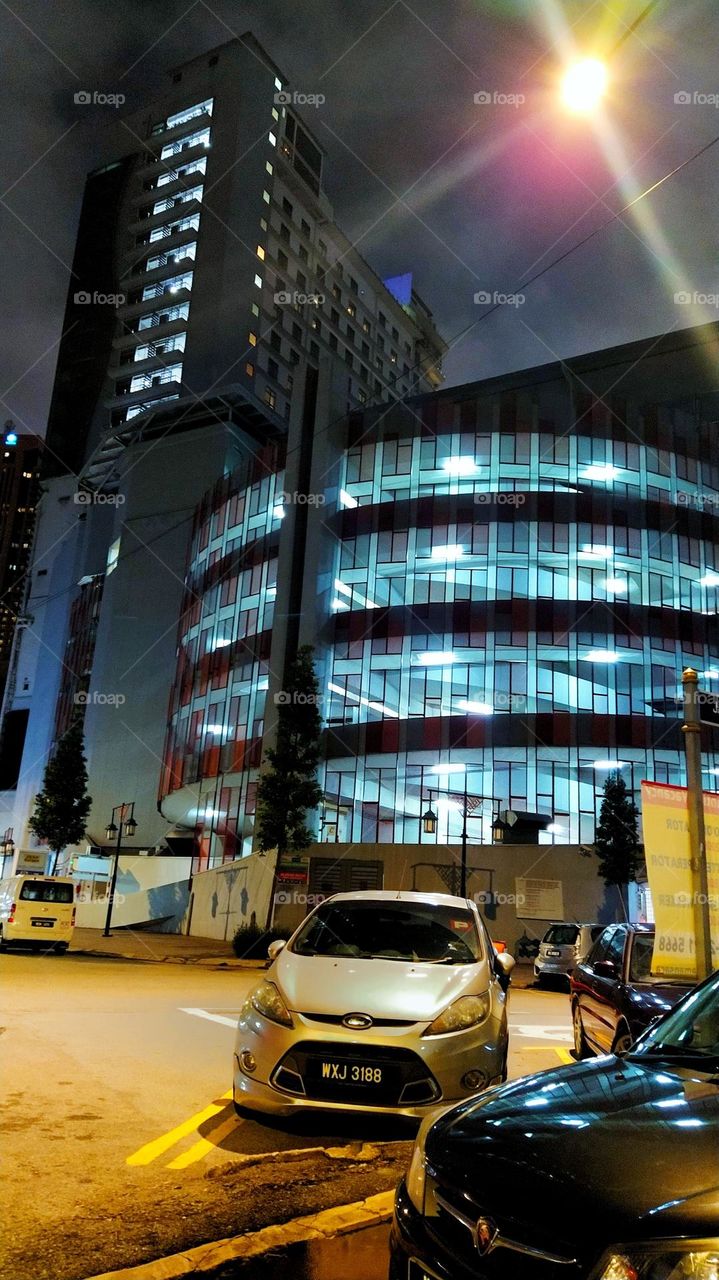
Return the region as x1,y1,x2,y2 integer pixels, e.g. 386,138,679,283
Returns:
2,0,717,434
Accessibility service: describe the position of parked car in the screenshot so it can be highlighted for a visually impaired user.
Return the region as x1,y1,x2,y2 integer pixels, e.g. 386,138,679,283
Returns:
390,969,719,1280
233,890,514,1118
570,922,695,1056
0,874,76,952
534,921,603,986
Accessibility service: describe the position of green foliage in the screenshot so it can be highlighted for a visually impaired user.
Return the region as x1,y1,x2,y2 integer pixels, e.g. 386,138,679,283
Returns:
255,645,323,856
593,773,642,888
28,718,92,858
231,923,289,960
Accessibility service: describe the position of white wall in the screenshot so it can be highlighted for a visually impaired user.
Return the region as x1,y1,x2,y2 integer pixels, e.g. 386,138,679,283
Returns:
75,855,191,930
184,852,275,942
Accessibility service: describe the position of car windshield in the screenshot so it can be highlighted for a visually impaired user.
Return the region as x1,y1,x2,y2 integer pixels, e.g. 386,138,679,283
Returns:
291,900,482,963
543,924,579,946
19,881,74,903
628,972,719,1072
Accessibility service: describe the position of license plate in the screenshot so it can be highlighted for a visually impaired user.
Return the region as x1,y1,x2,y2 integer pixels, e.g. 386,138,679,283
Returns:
317,1060,384,1085
31,918,55,928
546,948,561,956
409,1261,443,1280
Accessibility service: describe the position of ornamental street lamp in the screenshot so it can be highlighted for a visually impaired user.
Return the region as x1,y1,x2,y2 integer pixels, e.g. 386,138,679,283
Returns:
103,802,137,937
422,774,503,898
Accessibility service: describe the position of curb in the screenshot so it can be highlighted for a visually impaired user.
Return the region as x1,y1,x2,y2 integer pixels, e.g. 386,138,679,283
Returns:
71,949,266,970
84,1190,395,1280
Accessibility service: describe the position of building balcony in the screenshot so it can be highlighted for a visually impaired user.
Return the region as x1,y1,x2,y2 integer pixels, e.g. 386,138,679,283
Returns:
144,107,213,150
104,377,183,412
122,226,200,269
134,139,211,183
115,288,191,321
120,245,197,290
113,315,188,352
126,198,202,237
130,165,207,207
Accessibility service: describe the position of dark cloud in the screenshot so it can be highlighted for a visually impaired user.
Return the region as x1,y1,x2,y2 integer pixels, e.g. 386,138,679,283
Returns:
2,0,717,430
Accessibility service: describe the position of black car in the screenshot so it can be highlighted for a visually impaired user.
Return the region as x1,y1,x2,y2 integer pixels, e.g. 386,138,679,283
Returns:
390,970,719,1280
570,922,694,1056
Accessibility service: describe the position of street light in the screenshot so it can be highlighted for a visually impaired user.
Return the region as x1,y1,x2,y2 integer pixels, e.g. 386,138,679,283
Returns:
103,802,137,937
422,775,503,898
561,58,608,113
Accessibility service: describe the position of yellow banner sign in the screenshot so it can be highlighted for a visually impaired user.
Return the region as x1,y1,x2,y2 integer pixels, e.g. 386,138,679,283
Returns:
641,781,719,977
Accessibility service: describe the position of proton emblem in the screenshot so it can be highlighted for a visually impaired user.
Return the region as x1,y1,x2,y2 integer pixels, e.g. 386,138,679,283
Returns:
342,1012,373,1029
475,1216,498,1255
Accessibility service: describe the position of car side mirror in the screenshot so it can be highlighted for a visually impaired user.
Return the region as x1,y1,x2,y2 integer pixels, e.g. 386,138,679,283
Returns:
495,951,515,977
594,959,618,979
267,938,286,962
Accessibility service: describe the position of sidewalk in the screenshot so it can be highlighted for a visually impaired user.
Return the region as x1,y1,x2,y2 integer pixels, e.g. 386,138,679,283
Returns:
71,927,266,969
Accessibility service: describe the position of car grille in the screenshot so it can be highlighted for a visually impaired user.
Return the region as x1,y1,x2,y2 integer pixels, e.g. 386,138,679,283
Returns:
425,1171,579,1280
271,1040,441,1106
299,1012,415,1027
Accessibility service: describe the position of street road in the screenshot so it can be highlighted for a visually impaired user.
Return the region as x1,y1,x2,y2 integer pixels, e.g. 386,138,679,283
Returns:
0,950,573,1280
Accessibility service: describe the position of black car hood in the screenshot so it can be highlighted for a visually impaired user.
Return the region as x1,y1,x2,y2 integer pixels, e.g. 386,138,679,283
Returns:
427,1058,719,1251
627,982,694,1021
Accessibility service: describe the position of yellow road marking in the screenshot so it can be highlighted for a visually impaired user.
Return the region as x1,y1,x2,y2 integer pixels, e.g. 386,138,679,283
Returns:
166,1113,239,1169
126,1090,233,1166
555,1048,574,1064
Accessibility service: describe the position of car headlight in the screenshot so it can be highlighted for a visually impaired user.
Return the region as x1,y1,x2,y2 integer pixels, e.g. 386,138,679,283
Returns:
250,980,293,1028
596,1245,719,1280
405,1110,440,1213
423,992,491,1036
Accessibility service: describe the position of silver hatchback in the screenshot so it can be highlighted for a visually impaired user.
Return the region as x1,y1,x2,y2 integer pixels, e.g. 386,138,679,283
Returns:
233,890,514,1119
534,921,603,986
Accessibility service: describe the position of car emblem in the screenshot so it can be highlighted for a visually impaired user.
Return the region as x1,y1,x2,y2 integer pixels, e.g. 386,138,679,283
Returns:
475,1216,498,1255
342,1012,373,1029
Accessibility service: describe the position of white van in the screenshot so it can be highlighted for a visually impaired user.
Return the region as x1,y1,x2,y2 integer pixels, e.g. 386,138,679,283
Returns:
0,875,76,951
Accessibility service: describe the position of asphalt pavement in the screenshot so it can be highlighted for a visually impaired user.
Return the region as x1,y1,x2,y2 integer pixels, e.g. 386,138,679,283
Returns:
0,945,573,1280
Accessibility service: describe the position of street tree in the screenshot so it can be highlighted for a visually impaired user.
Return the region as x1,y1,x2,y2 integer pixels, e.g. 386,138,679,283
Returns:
256,645,323,857
592,772,642,910
28,717,92,874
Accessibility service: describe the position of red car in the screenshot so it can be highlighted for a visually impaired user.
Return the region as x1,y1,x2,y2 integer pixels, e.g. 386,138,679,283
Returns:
570,922,694,1056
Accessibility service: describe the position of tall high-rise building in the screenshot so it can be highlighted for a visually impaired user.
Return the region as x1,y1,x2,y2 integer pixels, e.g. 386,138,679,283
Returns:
2,34,446,859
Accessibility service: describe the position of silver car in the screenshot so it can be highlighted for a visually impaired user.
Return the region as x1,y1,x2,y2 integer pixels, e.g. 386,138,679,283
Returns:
534,921,603,986
233,890,515,1119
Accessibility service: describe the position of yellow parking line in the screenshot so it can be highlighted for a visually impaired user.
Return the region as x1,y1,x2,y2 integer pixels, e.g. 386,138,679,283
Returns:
126,1089,233,1166
555,1048,574,1064
165,1113,239,1169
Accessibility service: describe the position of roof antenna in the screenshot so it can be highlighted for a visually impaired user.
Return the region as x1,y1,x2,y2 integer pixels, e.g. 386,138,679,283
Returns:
395,858,408,898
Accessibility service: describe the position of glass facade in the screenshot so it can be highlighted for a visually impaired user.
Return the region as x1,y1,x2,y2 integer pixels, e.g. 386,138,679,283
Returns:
160,347,719,864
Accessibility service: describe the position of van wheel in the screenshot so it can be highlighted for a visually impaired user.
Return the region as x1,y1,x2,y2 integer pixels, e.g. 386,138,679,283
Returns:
54,943,69,954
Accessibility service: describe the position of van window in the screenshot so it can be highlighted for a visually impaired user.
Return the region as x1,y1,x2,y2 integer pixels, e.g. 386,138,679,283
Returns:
543,924,579,946
19,881,74,904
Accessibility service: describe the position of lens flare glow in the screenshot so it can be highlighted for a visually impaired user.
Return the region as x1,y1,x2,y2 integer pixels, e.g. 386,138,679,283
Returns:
561,58,608,113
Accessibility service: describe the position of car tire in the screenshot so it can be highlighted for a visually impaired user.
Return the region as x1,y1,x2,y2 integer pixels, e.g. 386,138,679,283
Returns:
0,927,5,952
54,943,69,954
572,1003,591,1059
612,1023,633,1055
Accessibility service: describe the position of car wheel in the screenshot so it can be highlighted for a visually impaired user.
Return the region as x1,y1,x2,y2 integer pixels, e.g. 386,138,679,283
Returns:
54,943,69,954
612,1024,633,1055
572,1003,591,1059
0,927,5,952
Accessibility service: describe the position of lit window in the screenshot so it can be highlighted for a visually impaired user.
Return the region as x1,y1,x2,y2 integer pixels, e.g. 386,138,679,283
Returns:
272,107,279,121
264,387,277,409
248,332,257,346
256,245,265,260
254,274,263,288
266,161,273,175
269,131,277,147
245,362,254,376
263,189,271,203
274,77,282,90
260,217,268,231
251,302,260,317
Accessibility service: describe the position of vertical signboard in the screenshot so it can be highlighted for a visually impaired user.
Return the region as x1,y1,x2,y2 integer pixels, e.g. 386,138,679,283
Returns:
641,781,719,977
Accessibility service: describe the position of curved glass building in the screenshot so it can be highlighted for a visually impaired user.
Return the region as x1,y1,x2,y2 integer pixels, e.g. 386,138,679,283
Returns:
161,323,719,865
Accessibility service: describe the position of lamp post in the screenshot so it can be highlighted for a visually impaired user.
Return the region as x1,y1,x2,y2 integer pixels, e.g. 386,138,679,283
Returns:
103,803,137,937
681,668,712,981
422,774,503,898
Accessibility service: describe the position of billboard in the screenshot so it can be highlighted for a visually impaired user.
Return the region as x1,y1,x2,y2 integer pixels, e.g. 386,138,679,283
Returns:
640,781,719,977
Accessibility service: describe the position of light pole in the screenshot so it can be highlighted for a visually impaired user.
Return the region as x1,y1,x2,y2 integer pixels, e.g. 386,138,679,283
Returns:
103,803,137,937
681,668,712,981
422,773,504,898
